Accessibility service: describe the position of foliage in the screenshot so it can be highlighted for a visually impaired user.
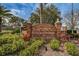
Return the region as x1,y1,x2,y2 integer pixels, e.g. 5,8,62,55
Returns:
67,30,77,34
0,34,20,45
28,37,43,45
50,38,60,50
67,30,79,39
0,40,25,55
10,16,25,23
12,28,20,34
19,38,44,56
0,32,4,35
64,42,78,56
0,34,25,55
67,30,73,34
0,4,12,32
29,3,60,25
0,35,44,56
64,8,79,29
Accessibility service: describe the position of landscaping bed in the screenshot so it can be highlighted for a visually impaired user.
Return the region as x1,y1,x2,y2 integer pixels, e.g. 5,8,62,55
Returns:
0,33,79,56
0,34,44,56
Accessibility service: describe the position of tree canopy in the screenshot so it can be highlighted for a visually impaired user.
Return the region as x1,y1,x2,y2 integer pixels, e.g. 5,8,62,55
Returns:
29,3,61,25
63,9,79,30
0,4,13,32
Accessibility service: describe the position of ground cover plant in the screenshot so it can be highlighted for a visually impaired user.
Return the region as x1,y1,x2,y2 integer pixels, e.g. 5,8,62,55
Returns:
18,38,44,56
0,34,44,56
0,34,26,55
64,42,79,56
50,38,60,50
0,33,79,56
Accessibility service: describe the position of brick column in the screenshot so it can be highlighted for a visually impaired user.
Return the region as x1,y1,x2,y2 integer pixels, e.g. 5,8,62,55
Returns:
22,23,32,41
26,23,32,38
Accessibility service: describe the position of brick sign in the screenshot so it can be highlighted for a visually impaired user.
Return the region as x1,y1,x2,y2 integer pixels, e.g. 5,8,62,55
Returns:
32,24,56,40
22,23,70,42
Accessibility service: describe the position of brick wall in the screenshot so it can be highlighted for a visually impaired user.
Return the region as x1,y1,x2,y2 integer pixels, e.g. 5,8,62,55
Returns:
22,23,68,41
32,24,56,40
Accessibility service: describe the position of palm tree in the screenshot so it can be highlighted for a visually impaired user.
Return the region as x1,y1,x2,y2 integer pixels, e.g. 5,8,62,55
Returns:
9,16,25,33
0,4,12,32
46,4,61,24
40,3,43,24
29,3,60,25
30,13,40,24
10,16,24,26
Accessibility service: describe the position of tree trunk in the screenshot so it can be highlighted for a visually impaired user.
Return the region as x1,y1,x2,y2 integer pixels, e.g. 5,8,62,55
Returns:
0,17,2,32
40,3,43,24
71,3,74,34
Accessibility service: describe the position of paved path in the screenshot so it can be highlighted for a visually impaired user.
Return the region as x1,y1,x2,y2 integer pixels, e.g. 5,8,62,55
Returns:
39,44,69,56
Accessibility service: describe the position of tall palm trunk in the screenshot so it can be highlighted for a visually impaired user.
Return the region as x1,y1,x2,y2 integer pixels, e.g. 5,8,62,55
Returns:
71,3,74,34
0,17,2,32
40,3,43,24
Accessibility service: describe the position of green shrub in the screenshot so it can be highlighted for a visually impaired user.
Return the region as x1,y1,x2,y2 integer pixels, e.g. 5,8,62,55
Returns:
0,32,4,35
12,28,20,34
0,34,25,55
0,40,25,56
0,35,43,56
19,48,31,56
0,34,21,45
13,39,25,50
0,47,5,55
28,37,43,45
67,30,72,34
67,30,77,34
19,39,44,56
64,42,78,56
50,38,60,50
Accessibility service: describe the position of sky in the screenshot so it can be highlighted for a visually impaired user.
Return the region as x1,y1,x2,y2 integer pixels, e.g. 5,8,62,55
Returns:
3,3,38,20
2,3,79,20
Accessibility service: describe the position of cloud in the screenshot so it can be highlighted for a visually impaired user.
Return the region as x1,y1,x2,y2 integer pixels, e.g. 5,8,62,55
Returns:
3,3,38,20
11,9,21,16
10,8,30,20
